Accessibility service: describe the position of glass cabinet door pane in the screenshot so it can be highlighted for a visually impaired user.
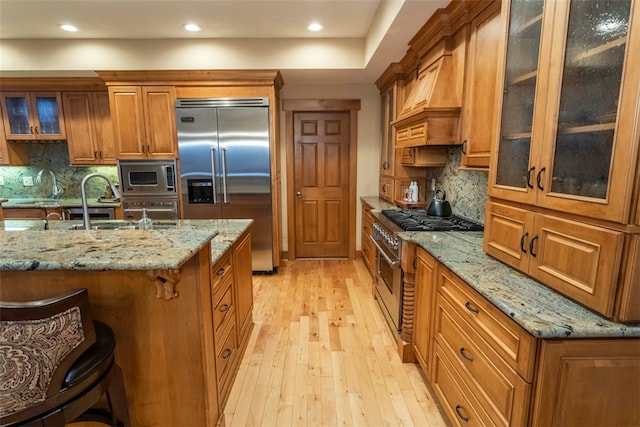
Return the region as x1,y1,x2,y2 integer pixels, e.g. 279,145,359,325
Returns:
386,88,394,169
495,0,544,188
5,97,31,135
35,96,61,135
551,0,630,199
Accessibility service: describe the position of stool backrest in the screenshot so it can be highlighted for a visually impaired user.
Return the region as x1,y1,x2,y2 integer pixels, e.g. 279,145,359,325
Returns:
0,288,97,419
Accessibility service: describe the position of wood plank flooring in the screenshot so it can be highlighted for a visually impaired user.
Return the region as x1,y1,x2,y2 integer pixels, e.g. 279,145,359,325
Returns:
223,259,446,426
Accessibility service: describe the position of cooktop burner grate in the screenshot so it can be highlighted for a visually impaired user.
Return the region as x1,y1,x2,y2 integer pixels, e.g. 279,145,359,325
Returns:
381,209,484,232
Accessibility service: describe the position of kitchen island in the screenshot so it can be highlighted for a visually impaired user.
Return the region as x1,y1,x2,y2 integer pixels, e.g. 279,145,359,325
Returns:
0,219,254,427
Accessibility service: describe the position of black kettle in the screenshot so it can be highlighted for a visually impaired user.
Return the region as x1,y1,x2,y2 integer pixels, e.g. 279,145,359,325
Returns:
426,188,452,217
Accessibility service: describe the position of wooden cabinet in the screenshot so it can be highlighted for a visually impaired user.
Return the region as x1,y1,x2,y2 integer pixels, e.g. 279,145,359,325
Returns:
108,86,177,159
2,207,64,220
360,200,376,279
410,241,640,427
376,71,428,204
233,230,253,350
489,0,640,224
530,339,640,427
0,92,66,140
62,91,116,165
210,227,254,409
460,1,502,169
484,201,625,318
412,247,438,380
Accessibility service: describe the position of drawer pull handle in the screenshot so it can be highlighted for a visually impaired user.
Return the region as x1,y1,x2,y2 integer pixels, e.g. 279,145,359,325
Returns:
219,303,230,313
530,235,539,257
520,232,528,253
413,256,418,270
460,348,474,362
465,302,479,314
216,267,226,276
222,349,232,359
536,167,546,191
455,405,470,422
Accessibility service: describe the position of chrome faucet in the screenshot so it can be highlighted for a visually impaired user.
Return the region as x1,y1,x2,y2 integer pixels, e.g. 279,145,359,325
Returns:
80,173,121,230
36,169,64,198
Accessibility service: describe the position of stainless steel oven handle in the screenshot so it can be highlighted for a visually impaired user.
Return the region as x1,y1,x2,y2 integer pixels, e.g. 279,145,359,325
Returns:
123,208,176,212
369,235,400,267
210,148,218,204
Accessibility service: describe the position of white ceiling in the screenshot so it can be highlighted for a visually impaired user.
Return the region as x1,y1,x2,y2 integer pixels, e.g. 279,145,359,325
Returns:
0,0,448,84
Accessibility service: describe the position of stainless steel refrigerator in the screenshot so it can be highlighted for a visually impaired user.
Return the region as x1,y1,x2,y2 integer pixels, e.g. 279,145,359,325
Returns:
175,98,273,272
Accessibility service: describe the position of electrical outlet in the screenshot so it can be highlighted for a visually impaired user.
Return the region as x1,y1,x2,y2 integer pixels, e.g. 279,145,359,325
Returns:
23,176,34,186
0,176,4,186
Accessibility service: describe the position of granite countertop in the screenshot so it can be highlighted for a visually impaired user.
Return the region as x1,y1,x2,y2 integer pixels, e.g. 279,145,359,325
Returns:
0,219,252,271
402,230,640,339
362,196,639,339
1,197,121,208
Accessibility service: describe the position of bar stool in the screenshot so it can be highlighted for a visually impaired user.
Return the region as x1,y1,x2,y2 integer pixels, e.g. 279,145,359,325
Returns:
0,288,130,427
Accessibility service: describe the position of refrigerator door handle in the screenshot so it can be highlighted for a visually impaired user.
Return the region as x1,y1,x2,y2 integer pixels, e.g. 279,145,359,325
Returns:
221,147,229,203
210,148,218,204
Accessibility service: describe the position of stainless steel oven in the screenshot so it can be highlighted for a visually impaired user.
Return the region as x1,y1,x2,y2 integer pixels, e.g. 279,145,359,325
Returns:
369,221,403,333
122,198,179,221
117,159,177,197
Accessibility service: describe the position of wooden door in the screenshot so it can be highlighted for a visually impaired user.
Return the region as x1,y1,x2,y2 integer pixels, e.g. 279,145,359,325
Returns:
143,86,177,158
92,92,116,164
293,111,350,258
109,86,145,158
413,246,438,381
63,92,100,164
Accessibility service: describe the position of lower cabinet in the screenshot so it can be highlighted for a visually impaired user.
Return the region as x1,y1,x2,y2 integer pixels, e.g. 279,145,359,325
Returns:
413,243,640,427
210,228,254,409
361,200,376,279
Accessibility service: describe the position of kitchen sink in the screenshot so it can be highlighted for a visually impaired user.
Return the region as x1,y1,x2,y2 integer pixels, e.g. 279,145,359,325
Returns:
68,221,178,231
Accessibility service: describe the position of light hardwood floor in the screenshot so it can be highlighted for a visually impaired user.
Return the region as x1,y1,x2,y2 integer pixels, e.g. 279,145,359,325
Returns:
223,259,447,426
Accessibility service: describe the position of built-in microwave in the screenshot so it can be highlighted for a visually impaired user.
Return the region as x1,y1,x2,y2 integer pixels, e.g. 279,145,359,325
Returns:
117,159,177,197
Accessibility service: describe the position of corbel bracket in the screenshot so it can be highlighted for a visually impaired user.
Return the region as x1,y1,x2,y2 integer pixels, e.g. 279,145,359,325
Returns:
146,269,182,300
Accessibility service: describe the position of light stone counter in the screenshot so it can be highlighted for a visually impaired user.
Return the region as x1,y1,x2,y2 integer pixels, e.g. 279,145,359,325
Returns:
0,219,252,271
402,230,640,339
360,196,395,211
2,197,120,208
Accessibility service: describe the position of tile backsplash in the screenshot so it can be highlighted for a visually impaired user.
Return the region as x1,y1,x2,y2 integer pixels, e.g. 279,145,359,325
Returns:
427,146,488,224
0,143,118,199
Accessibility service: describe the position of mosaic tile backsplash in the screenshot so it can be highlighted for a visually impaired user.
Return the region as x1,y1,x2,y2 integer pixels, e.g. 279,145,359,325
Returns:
0,143,118,199
427,146,488,224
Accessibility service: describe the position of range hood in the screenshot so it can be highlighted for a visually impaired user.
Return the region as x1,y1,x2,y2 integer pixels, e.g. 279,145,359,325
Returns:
392,48,461,148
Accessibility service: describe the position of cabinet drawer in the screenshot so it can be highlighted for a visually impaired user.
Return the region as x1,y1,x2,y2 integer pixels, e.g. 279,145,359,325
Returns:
438,267,536,381
211,254,233,294
213,283,235,343
435,295,531,427
215,320,238,383
432,343,495,427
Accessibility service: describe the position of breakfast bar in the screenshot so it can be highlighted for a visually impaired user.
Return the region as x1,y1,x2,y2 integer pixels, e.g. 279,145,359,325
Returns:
0,219,254,427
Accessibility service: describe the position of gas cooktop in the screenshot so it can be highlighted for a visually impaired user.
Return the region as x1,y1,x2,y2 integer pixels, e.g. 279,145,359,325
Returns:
381,209,484,232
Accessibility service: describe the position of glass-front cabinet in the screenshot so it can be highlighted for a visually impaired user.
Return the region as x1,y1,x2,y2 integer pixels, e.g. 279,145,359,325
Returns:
0,92,66,140
490,0,639,223
380,82,398,178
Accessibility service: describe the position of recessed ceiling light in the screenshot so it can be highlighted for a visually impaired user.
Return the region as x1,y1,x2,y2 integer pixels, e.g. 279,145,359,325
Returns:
58,24,78,32
183,23,201,32
308,22,323,32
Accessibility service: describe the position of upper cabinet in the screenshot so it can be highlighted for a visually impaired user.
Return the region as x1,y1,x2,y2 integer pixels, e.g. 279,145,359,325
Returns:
489,0,640,224
63,91,116,165
108,86,177,159
0,92,66,141
460,1,502,168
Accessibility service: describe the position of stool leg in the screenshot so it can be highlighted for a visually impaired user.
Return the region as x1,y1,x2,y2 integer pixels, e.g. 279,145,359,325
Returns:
106,363,130,427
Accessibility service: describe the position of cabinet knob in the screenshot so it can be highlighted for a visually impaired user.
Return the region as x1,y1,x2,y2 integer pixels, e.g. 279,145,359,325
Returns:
222,348,232,359
296,191,302,199
219,303,230,313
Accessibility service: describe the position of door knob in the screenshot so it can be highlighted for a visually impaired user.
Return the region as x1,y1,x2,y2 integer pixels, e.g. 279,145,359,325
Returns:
296,191,302,199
